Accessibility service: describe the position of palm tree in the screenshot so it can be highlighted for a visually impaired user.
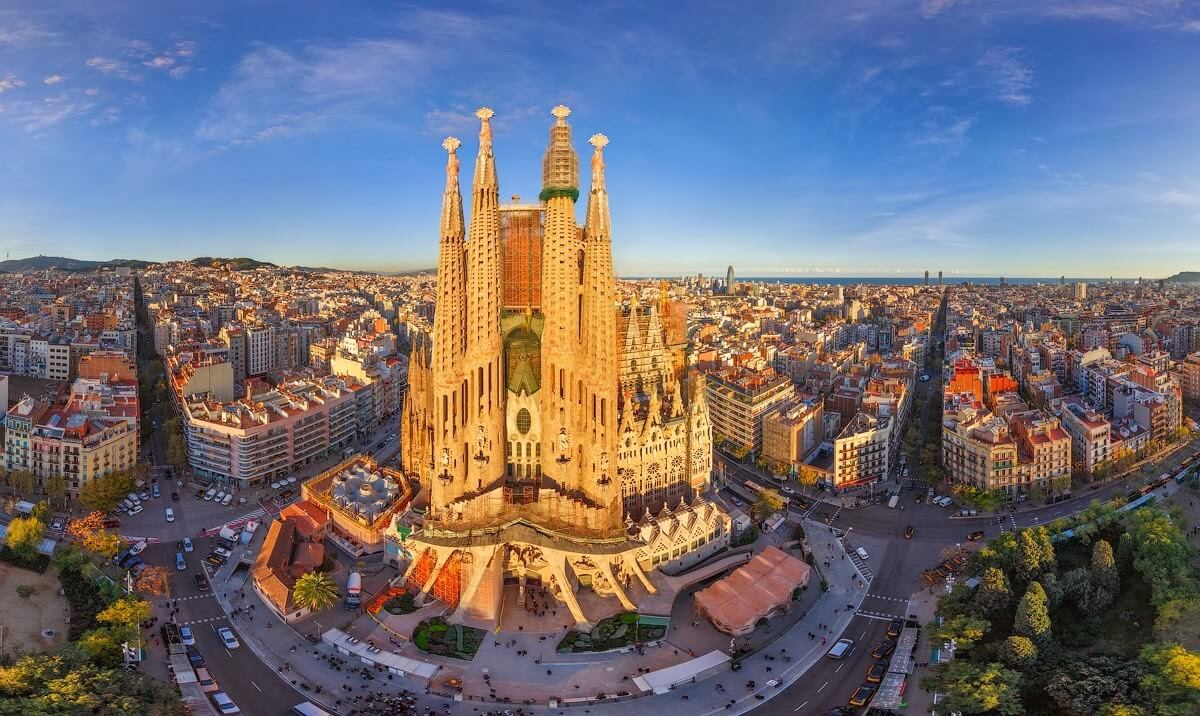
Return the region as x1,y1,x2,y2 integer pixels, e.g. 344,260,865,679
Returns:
292,571,339,611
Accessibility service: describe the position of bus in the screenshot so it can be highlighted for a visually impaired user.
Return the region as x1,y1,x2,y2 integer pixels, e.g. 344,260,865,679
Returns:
292,703,333,716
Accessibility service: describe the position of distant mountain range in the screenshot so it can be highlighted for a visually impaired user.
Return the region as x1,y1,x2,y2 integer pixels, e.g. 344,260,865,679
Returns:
0,254,433,274
188,256,277,271
1165,271,1200,283
0,255,153,272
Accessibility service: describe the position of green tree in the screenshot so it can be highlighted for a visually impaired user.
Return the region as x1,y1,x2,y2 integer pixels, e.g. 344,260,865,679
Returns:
1126,508,1195,606
31,500,50,524
96,598,151,641
1154,598,1200,651
1014,581,1051,646
166,432,187,469
8,470,34,498
1140,644,1200,712
920,660,1024,715
5,515,44,562
931,614,991,651
1091,539,1120,595
43,474,67,509
974,566,1013,616
1045,655,1148,716
292,571,339,611
1001,635,1038,668
1014,527,1056,585
79,472,135,513
752,487,786,521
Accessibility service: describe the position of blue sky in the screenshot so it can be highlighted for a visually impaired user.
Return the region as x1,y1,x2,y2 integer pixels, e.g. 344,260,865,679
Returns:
1,1,1199,277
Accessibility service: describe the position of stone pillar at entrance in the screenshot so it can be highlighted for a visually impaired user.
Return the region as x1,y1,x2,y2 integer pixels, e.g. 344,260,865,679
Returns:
548,558,589,627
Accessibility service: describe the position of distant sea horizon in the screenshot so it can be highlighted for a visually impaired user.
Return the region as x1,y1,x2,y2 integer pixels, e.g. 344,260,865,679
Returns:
622,276,1131,286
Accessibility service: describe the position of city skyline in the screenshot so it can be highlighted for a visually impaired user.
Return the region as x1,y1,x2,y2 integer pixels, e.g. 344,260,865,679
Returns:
2,1,1200,276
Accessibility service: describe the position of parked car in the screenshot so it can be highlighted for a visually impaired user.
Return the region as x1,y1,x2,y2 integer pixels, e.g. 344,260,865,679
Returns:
204,488,217,501
967,530,986,541
183,537,193,552
139,491,150,501
221,493,233,506
848,684,878,707
865,661,887,683
887,618,903,638
186,645,205,667
827,639,855,659
180,625,196,646
871,639,896,659
195,667,218,693
211,691,240,714
50,516,67,531
165,508,175,522
218,627,240,649
214,491,226,503
176,552,187,571
214,546,233,559
152,484,160,498
194,573,209,591
128,504,143,516
206,553,226,567
130,540,148,556
904,525,915,539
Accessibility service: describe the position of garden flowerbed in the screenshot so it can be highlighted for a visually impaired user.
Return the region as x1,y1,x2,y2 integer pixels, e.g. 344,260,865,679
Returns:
556,612,667,653
412,617,484,660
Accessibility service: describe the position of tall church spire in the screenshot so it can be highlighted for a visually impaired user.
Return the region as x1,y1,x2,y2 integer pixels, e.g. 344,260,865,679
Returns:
464,107,505,490
433,136,466,378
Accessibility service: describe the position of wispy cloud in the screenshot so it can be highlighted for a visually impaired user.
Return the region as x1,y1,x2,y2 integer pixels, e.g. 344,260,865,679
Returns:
43,74,65,86
0,14,57,47
920,0,960,19
86,56,136,81
977,47,1034,105
0,75,26,93
197,39,430,146
0,92,96,132
913,110,977,151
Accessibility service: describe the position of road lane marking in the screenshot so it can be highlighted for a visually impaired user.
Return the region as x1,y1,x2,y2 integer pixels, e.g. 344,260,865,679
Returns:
794,701,808,711
817,681,828,693
860,630,867,640
225,649,232,658
251,681,262,693
835,663,843,673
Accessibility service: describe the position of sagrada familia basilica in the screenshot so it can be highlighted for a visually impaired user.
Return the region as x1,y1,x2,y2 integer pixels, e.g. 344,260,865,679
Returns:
400,106,730,626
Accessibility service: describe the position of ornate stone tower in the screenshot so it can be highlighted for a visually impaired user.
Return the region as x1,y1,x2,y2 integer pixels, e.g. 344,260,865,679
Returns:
401,107,725,627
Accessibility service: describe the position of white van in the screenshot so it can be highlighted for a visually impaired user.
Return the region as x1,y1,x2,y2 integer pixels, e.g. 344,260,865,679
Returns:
827,638,855,659
855,547,870,561
204,488,217,501
128,492,141,504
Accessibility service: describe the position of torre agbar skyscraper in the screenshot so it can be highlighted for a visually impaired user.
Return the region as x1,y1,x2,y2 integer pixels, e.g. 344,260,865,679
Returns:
401,107,729,626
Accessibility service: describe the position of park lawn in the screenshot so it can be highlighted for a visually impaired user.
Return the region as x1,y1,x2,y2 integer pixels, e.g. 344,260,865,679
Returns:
0,562,68,653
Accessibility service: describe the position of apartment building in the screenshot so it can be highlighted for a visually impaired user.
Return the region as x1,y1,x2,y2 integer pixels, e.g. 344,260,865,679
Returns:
831,412,890,490
178,373,363,487
943,407,1071,500
1182,352,1200,403
706,367,795,453
761,399,825,473
1057,396,1111,475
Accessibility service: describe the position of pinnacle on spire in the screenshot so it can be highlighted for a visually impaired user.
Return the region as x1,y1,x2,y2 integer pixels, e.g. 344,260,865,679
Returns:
551,104,571,124
440,136,464,238
473,107,497,189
